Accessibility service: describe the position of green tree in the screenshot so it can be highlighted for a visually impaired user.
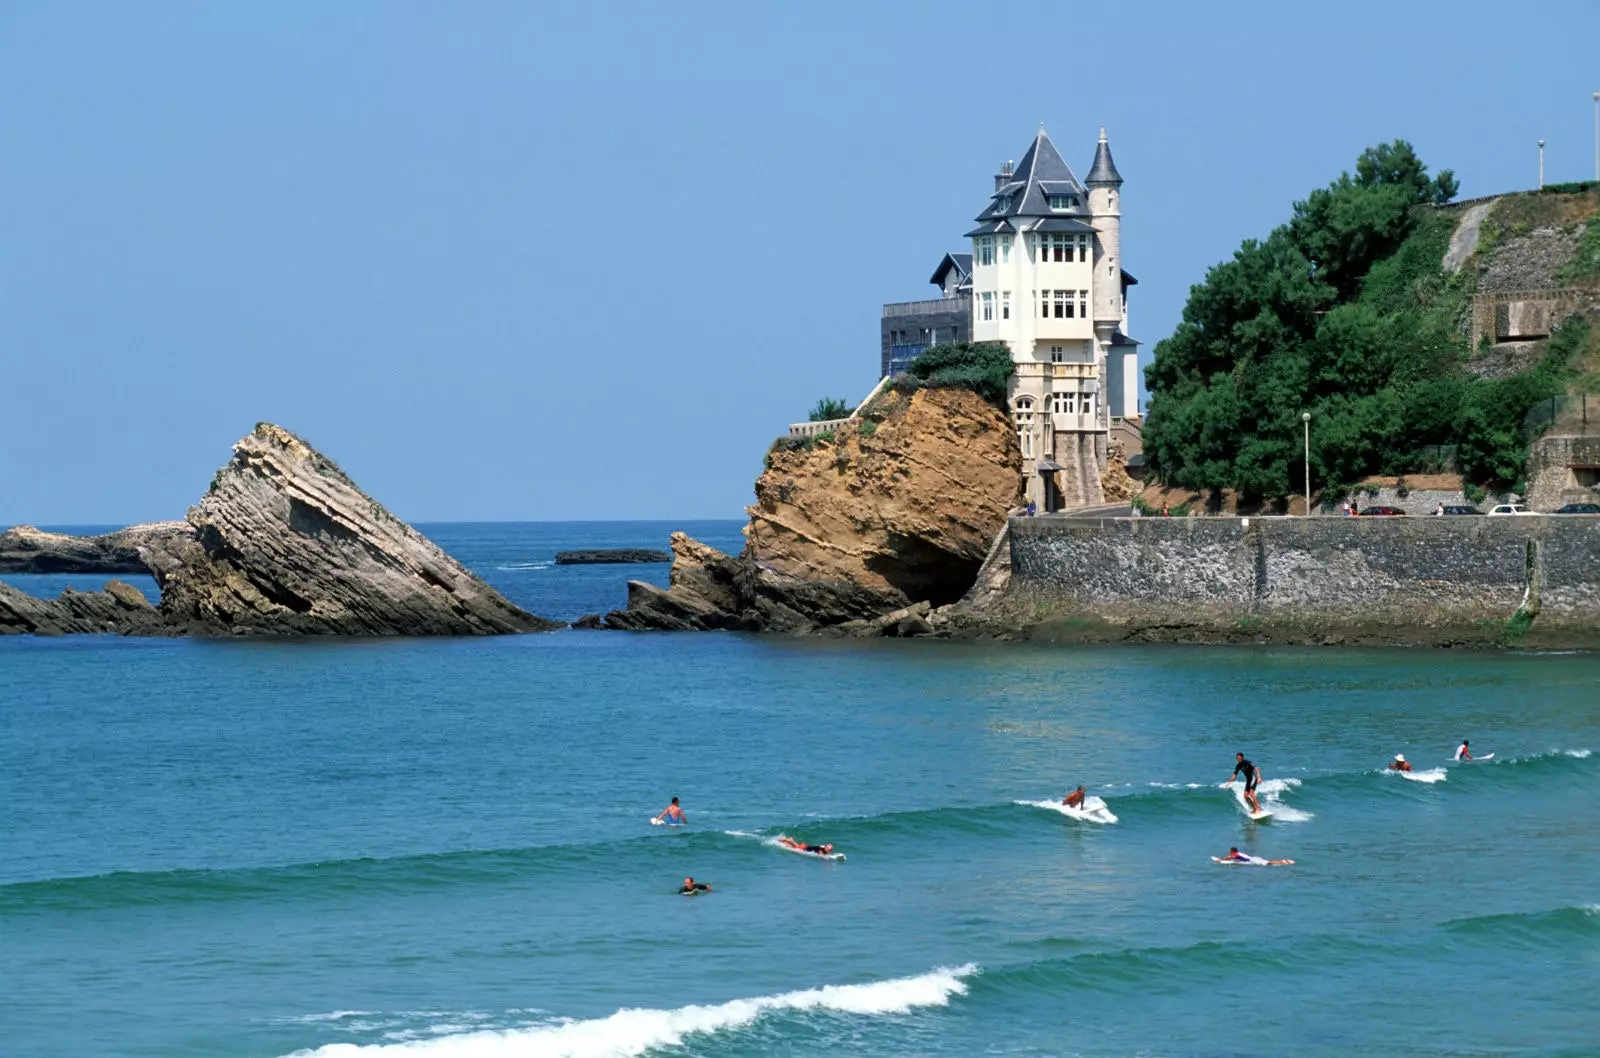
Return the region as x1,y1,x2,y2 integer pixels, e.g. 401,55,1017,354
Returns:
904,341,1015,408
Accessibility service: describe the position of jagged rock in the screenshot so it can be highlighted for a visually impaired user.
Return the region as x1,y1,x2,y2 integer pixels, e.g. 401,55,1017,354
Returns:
141,423,560,636
603,532,893,633
571,613,607,629
0,579,167,636
555,549,672,565
746,387,1020,609
0,522,192,574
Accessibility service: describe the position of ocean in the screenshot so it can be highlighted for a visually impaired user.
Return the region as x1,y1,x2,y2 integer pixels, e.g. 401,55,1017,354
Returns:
2,521,1596,1058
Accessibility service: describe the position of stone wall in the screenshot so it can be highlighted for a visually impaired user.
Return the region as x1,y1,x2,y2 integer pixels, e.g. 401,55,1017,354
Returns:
997,516,1600,646
1526,434,1600,511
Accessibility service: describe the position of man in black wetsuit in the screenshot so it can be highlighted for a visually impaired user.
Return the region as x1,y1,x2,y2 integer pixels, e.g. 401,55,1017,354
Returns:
678,876,711,895
1226,752,1262,814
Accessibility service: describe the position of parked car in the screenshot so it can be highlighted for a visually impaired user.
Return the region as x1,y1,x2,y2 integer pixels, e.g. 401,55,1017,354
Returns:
1439,505,1483,515
1357,506,1406,516
1487,504,1535,516
1553,502,1600,514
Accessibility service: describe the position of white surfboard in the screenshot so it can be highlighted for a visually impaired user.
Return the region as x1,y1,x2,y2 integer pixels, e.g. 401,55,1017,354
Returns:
1212,856,1293,867
1456,753,1494,762
651,817,686,827
1017,797,1119,824
778,844,846,861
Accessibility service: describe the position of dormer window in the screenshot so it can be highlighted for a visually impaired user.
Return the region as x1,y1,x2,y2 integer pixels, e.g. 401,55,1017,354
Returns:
994,195,1012,213
1049,195,1078,211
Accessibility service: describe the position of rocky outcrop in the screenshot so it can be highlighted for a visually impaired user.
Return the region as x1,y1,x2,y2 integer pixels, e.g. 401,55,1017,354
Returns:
603,386,1021,634
603,532,893,633
139,423,559,636
746,386,1020,608
0,579,168,636
555,549,671,565
0,522,192,574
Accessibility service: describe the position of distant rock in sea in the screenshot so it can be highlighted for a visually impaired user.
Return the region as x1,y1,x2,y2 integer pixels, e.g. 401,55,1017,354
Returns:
0,579,168,636
140,423,562,636
555,549,671,565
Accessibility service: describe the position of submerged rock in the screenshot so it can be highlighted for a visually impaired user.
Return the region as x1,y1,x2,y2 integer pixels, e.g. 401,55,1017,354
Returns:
0,522,192,574
141,423,560,636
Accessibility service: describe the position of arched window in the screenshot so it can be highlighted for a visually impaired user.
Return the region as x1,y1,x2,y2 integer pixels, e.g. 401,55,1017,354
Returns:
1013,397,1036,458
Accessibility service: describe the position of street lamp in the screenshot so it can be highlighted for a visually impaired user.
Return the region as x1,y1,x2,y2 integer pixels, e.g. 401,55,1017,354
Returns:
1538,139,1545,189
1301,412,1311,516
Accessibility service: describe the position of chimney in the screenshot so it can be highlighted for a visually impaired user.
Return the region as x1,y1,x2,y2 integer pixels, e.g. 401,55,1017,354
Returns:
994,160,1014,192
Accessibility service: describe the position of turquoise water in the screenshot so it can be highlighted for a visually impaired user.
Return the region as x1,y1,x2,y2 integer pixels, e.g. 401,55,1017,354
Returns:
2,522,1597,1058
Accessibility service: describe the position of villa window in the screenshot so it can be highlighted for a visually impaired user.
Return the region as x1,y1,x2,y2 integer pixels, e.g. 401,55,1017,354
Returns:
1001,291,1011,320
1053,290,1071,318
980,292,994,322
1078,290,1088,316
1014,398,1035,457
1001,235,1012,263
1052,393,1075,415
1050,345,1065,363
1049,195,1078,211
994,195,1012,213
977,236,995,266
1077,234,1090,262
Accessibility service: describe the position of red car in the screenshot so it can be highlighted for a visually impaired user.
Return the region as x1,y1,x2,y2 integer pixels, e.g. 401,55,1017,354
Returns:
1355,506,1406,516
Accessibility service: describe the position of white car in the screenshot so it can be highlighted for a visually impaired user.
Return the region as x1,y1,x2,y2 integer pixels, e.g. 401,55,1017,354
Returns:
1487,504,1535,516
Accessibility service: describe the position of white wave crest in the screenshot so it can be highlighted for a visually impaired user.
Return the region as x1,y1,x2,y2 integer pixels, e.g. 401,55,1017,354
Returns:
1564,749,1592,759
1016,797,1118,824
283,965,978,1058
1227,778,1313,822
1398,767,1448,784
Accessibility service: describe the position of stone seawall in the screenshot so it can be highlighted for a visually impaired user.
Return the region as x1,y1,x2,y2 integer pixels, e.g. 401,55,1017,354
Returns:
998,516,1600,646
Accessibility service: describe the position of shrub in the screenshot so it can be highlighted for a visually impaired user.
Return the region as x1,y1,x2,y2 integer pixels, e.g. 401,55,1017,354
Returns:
857,419,877,439
905,341,1015,409
1464,482,1487,504
808,397,851,422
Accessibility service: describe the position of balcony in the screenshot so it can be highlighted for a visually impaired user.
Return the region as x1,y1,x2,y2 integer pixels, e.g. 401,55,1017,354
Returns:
882,297,968,318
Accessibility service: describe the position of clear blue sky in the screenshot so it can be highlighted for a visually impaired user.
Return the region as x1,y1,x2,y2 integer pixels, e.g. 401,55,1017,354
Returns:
3,1,1597,524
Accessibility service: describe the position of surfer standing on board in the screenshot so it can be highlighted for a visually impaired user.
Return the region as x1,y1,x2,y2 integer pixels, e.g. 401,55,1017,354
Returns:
1063,786,1087,808
1455,740,1473,761
654,797,686,824
1226,753,1262,814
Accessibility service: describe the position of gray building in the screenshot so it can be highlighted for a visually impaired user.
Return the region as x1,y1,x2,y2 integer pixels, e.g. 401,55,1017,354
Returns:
880,252,972,377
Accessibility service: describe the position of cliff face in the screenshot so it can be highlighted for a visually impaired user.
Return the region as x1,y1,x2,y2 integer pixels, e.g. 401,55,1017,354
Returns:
606,386,1021,633
0,579,167,636
746,386,1020,607
141,423,558,636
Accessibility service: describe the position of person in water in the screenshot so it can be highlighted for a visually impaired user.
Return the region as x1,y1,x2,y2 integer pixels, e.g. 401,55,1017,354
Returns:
1220,846,1293,866
654,797,686,824
678,876,711,895
1063,785,1087,808
1389,754,1412,772
1455,740,1473,761
1226,753,1262,813
778,835,835,856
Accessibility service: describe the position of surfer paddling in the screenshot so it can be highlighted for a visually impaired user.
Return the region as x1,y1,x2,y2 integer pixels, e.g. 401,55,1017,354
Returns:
654,797,686,825
1225,753,1263,814
1454,740,1473,761
678,876,711,895
1388,754,1412,772
777,836,835,856
1062,785,1087,808
1218,847,1294,866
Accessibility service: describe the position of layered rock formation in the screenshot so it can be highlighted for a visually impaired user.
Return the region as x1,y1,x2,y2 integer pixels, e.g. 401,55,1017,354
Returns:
138,423,559,636
555,549,671,565
0,580,167,636
607,386,1020,633
0,522,192,574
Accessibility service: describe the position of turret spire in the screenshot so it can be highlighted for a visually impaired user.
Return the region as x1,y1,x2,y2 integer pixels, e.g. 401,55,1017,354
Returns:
1087,127,1122,187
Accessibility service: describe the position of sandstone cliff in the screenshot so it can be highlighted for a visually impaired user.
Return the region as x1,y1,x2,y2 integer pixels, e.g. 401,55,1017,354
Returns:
0,522,193,574
606,386,1020,632
139,423,559,636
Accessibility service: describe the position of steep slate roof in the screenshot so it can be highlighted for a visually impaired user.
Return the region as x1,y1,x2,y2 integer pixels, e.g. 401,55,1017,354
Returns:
929,252,974,288
1086,127,1122,186
972,127,1089,223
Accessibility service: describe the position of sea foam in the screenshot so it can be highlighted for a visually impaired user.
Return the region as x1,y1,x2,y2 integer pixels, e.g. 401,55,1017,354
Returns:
1016,797,1118,824
284,964,978,1058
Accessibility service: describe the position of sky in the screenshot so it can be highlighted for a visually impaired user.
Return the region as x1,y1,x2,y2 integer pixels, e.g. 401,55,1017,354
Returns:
3,1,1598,524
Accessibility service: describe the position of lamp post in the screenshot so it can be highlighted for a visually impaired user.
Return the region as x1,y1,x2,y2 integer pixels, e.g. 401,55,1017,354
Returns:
1538,139,1545,189
1302,412,1311,516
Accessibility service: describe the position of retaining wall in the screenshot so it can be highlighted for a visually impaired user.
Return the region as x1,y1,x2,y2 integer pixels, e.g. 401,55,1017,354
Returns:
1001,515,1600,646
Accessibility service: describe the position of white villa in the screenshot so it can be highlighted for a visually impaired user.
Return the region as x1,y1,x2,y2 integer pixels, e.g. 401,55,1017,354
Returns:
966,126,1140,510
